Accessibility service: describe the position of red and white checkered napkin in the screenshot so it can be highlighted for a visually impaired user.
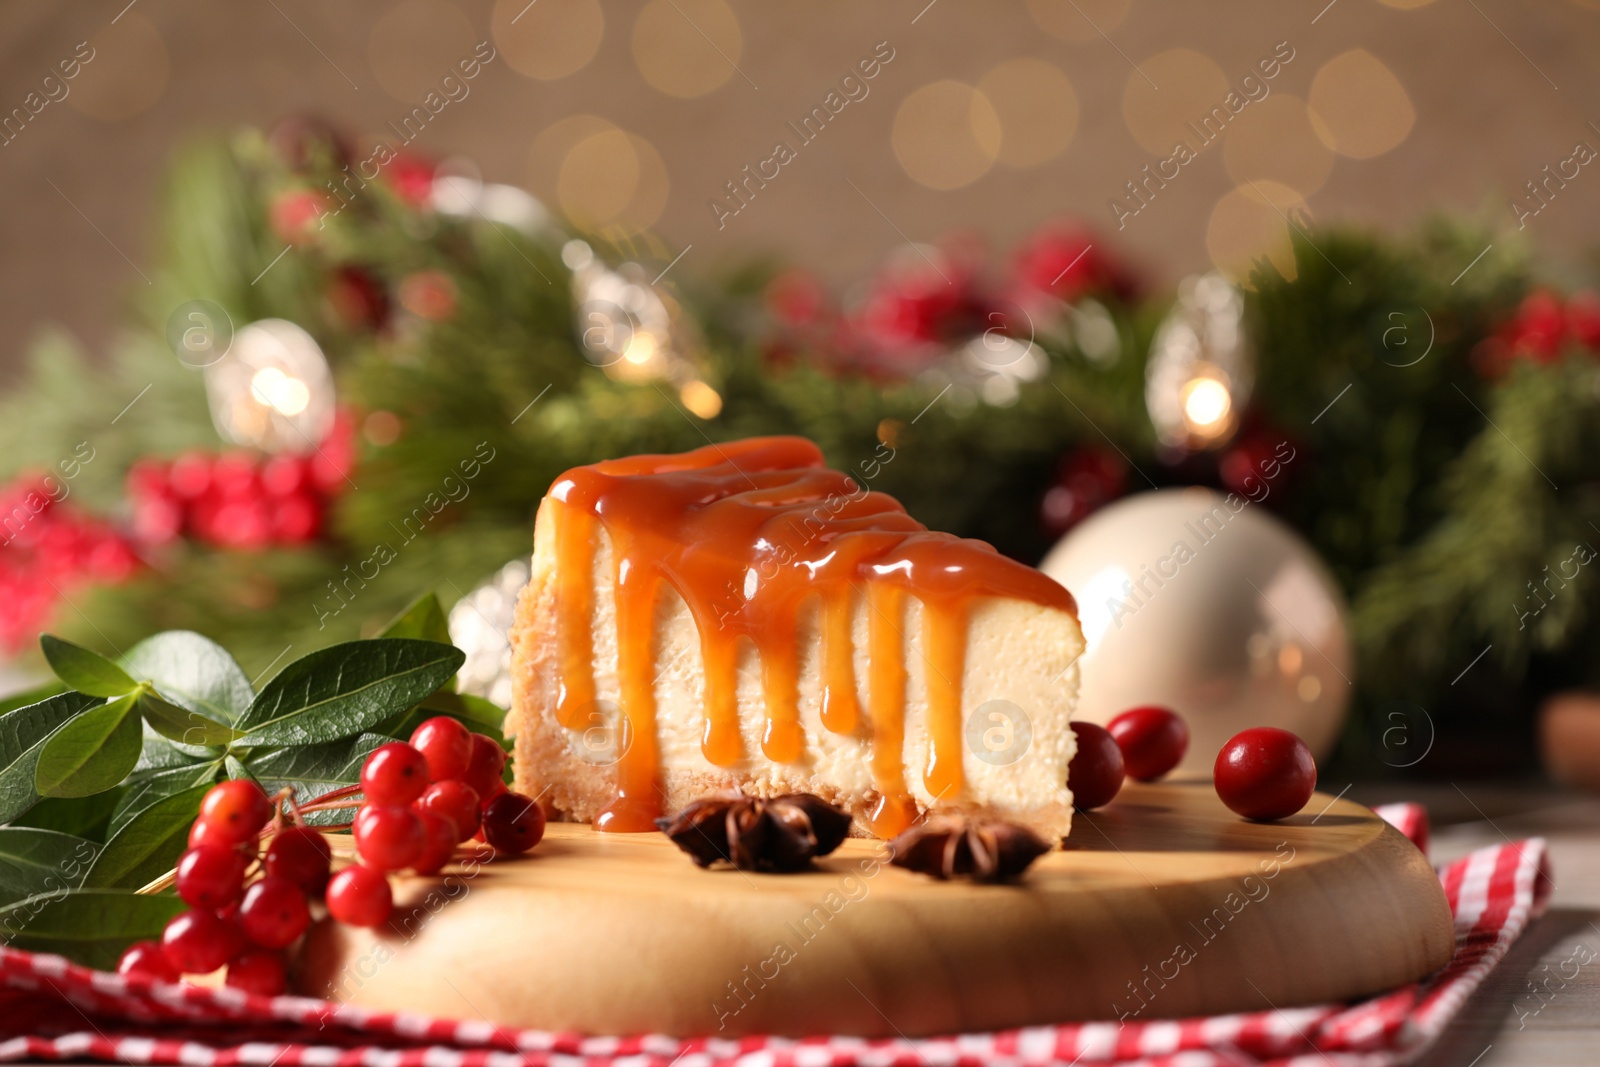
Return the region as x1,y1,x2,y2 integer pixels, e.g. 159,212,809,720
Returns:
0,803,1552,1067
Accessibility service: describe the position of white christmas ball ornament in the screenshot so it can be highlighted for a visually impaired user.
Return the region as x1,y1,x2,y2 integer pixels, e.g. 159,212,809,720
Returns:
1039,488,1350,774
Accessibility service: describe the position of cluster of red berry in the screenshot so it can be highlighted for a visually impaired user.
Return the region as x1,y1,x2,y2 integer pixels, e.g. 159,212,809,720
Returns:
1068,706,1317,822
0,476,137,653
114,718,544,995
126,420,353,550
1475,289,1600,376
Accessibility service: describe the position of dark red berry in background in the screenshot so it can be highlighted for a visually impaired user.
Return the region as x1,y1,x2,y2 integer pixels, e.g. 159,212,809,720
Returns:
1214,727,1317,821
361,741,430,806
226,950,289,997
239,876,311,949
417,779,480,842
1107,706,1190,781
482,791,545,855
1067,722,1125,811
409,716,473,782
197,780,272,847
161,909,243,975
117,940,179,983
264,826,332,896
326,865,393,928
354,804,425,871
463,735,507,800
175,845,248,910
411,810,458,875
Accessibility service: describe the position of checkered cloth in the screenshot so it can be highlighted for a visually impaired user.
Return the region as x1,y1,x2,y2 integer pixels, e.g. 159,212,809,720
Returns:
0,803,1551,1067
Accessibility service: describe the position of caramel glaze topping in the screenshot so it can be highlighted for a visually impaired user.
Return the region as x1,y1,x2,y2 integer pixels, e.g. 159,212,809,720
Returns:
546,436,1077,837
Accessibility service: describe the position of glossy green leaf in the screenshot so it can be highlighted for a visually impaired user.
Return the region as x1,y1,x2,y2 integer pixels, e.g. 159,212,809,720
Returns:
0,692,100,823
11,791,123,842
85,783,211,890
380,592,452,644
39,634,138,698
109,761,221,836
235,639,464,747
0,828,99,906
246,733,385,825
34,693,142,798
137,687,238,747
0,889,187,970
0,681,66,718
120,630,253,725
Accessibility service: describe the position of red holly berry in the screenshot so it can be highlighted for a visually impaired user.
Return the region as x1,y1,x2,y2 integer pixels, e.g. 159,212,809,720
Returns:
271,493,323,543
1214,727,1317,821
238,876,311,949
1107,706,1190,782
416,780,481,842
226,950,288,997
160,909,244,975
263,826,332,896
117,940,180,983
398,269,456,321
1067,722,1125,811
354,804,425,871
481,791,545,855
259,455,310,498
463,735,507,800
175,845,248,910
361,742,430,805
1567,292,1600,350
166,452,213,501
1041,446,1128,538
409,717,473,783
270,189,330,246
197,780,273,848
411,810,459,875
325,865,393,928
327,265,391,332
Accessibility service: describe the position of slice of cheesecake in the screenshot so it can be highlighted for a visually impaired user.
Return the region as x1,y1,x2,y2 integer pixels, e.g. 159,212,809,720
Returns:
507,436,1085,840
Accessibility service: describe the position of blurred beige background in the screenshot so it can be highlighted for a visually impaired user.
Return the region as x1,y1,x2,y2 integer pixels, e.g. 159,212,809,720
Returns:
3,0,1600,382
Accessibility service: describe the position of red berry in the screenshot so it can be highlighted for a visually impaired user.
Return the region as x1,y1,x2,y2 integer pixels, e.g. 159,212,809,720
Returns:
118,940,179,983
481,792,545,855
1067,722,1125,811
361,742,430,806
198,780,273,847
161,909,244,975
226,950,288,997
175,845,248,910
409,716,473,782
264,826,332,896
1106,706,1190,782
238,876,311,949
1214,727,1317,821
188,818,260,854
463,735,507,799
326,865,393,928
416,780,481,842
354,804,424,871
411,810,458,875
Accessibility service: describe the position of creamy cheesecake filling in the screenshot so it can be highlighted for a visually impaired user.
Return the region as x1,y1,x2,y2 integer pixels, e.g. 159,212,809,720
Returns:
539,436,1080,836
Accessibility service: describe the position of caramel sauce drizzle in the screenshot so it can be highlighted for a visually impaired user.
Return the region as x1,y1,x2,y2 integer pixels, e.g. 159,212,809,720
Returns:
548,437,1077,835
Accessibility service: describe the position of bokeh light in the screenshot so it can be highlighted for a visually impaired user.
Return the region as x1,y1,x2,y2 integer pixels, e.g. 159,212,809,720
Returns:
892,81,1002,191
632,0,744,98
367,0,476,102
1308,50,1416,159
1206,180,1307,283
1122,50,1229,156
550,121,670,235
1025,0,1133,42
978,59,1079,168
492,0,604,82
1224,95,1336,197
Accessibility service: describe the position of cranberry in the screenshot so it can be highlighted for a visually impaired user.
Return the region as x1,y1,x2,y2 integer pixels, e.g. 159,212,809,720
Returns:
197,780,273,847
1214,727,1317,821
263,826,332,896
411,810,458,875
1107,706,1190,781
160,909,243,975
463,735,507,799
481,792,545,855
354,804,424,871
175,845,248,910
1067,722,1125,811
361,742,429,806
238,876,311,949
326,865,393,928
409,716,473,782
117,940,179,983
226,950,288,997
416,780,481,842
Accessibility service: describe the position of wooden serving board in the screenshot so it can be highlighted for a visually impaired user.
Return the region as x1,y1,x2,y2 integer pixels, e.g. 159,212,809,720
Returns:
294,782,1454,1038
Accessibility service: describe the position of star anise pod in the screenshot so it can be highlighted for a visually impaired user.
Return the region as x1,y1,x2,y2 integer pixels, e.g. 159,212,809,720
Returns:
655,791,853,872
889,814,1051,883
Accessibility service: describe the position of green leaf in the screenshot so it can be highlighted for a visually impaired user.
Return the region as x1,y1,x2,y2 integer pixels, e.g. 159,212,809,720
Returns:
12,791,124,842
137,687,238,747
235,639,464,747
120,630,253,725
85,783,212,891
0,889,187,970
0,692,100,823
0,828,99,906
34,693,142,798
380,592,452,644
39,634,138,698
109,762,220,836
246,733,385,825
0,681,66,718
